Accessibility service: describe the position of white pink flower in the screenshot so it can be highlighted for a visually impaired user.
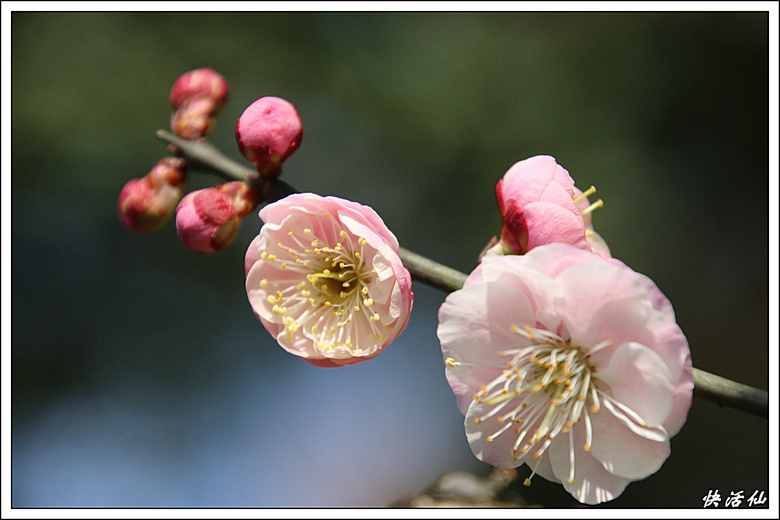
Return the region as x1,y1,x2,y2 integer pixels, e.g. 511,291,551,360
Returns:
495,155,609,257
245,193,413,367
437,243,692,504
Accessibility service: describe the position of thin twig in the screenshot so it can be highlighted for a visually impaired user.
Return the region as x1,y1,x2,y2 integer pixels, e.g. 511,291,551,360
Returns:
156,129,769,420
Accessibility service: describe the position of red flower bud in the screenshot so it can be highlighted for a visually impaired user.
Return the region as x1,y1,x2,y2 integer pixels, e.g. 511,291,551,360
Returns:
169,68,229,112
175,182,258,254
170,97,219,140
118,158,187,233
235,96,303,177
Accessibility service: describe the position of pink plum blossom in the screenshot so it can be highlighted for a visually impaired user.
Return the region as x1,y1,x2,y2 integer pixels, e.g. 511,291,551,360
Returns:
437,243,693,504
235,96,303,177
175,181,258,254
245,193,413,368
495,155,609,257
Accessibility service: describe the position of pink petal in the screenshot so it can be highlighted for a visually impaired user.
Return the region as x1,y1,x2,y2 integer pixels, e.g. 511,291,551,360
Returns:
244,233,265,275
463,401,520,468
593,342,675,428
500,155,575,207
511,242,616,279
663,354,694,437
522,201,590,252
548,425,631,504
438,276,536,369
578,298,690,386
589,405,671,480
554,259,672,333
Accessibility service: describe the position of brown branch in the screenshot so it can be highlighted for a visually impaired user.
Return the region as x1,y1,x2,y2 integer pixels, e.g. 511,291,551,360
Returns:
156,129,769,420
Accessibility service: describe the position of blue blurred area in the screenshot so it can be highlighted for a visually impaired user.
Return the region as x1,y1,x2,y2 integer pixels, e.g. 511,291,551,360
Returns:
11,11,769,507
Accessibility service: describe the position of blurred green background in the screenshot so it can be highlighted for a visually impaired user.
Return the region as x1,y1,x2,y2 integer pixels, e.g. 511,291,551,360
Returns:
11,11,769,508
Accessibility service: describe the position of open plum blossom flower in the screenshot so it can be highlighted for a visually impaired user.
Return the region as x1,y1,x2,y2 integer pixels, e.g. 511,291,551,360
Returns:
495,155,609,257
245,193,413,368
437,244,692,504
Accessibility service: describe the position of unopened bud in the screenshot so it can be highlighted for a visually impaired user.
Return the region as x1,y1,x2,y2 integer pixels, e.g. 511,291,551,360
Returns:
218,180,260,218
169,68,229,112
235,96,303,177
147,157,187,189
118,158,187,233
175,182,258,254
170,97,219,140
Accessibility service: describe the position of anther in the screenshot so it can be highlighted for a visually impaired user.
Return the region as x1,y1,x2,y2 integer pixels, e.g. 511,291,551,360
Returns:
573,186,597,203
580,199,603,215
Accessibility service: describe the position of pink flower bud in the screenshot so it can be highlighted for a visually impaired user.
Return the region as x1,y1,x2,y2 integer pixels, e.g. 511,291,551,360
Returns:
169,68,229,112
147,157,188,189
175,182,258,254
235,96,303,177
493,155,609,257
170,97,219,140
118,158,187,233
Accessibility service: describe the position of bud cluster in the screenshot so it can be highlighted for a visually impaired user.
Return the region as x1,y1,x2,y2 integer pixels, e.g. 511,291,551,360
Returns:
169,68,230,140
119,67,306,254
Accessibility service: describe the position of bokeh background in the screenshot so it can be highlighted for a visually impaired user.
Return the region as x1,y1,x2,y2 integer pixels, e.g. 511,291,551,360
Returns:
10,10,770,508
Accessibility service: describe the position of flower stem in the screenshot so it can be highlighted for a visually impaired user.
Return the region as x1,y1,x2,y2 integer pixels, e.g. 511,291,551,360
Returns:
397,247,468,294
156,129,297,204
692,368,768,418
155,129,769,419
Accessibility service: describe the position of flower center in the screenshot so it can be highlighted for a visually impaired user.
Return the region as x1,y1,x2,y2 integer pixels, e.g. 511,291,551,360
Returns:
306,259,365,305
257,220,387,356
455,324,614,487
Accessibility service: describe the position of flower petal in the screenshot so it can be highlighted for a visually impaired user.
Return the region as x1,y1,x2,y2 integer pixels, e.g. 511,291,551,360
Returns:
464,401,521,468
438,276,536,368
663,353,694,437
589,403,671,480
594,341,675,428
548,425,631,505
522,201,589,252
501,155,575,207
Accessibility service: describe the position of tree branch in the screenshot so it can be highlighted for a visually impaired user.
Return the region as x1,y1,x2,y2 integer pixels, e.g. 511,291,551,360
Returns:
156,129,769,420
